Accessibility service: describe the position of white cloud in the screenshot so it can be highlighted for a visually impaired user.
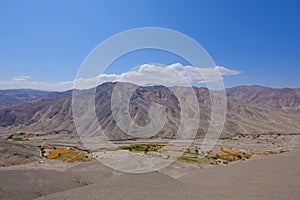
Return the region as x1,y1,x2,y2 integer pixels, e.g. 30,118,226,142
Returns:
0,64,241,91
0,76,73,91
12,75,31,81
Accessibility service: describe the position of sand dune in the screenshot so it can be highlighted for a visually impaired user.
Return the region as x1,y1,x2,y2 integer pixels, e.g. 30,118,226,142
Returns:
32,148,300,200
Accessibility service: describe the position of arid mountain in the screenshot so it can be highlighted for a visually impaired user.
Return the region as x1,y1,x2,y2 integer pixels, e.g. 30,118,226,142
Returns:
226,85,300,113
0,83,299,139
0,90,73,134
0,89,50,107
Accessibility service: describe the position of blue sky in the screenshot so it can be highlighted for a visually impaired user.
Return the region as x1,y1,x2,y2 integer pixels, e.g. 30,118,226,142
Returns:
0,0,299,90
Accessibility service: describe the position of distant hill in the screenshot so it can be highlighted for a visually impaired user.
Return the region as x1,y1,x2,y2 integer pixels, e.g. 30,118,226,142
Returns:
0,89,51,107
226,85,300,113
0,83,299,139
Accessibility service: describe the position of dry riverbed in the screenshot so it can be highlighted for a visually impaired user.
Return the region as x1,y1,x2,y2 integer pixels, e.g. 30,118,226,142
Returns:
1,133,300,200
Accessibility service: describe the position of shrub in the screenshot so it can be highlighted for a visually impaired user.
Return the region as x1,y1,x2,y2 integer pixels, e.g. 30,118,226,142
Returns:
12,137,23,141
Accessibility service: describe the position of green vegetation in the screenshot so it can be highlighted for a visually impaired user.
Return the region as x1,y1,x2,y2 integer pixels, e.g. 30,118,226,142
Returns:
184,148,200,156
6,136,23,141
120,144,165,153
131,145,147,152
176,148,254,165
186,148,190,154
11,137,23,141
178,156,199,163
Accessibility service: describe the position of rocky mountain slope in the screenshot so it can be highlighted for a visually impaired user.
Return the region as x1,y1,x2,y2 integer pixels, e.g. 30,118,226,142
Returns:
0,138,40,167
0,83,299,139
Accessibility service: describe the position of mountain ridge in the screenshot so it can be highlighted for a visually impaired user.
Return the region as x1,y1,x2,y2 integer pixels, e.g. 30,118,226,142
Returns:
0,83,299,139
0,89,51,107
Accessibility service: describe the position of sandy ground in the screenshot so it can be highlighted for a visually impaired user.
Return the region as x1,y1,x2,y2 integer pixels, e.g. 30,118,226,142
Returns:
0,147,298,200
1,134,300,200
0,160,116,200
36,148,300,200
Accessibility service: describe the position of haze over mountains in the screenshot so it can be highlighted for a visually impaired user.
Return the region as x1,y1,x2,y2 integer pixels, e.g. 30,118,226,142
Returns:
0,82,299,139
0,89,50,107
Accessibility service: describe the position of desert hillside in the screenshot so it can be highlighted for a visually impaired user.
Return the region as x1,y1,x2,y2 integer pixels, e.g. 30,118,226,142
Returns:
0,83,299,139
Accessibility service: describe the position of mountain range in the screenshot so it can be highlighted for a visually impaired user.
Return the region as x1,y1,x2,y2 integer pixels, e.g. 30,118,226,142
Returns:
0,82,299,139
0,89,50,107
